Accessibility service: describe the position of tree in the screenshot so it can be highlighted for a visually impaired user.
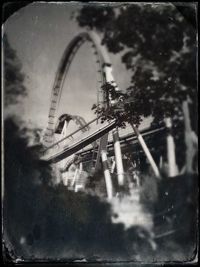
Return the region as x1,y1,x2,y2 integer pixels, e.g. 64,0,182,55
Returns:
76,3,197,172
3,34,27,107
77,3,196,122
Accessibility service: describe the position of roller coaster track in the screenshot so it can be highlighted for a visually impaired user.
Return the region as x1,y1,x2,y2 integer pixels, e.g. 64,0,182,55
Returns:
42,119,117,163
43,31,118,147
42,30,161,180
76,126,166,160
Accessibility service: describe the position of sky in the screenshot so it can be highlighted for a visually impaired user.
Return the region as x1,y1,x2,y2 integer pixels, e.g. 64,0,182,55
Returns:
3,2,151,135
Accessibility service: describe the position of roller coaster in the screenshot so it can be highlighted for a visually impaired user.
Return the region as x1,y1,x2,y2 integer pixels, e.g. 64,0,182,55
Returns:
41,31,179,200
38,30,199,246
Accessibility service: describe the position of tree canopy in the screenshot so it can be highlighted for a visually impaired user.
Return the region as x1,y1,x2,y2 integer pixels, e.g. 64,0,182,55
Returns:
76,3,197,128
3,34,27,107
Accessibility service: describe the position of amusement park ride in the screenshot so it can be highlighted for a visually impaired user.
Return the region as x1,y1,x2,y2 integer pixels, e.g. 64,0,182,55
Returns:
41,31,179,200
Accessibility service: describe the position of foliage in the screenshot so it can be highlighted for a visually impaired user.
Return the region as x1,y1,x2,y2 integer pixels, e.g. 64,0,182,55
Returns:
3,34,27,107
92,82,143,127
3,117,157,261
77,3,197,127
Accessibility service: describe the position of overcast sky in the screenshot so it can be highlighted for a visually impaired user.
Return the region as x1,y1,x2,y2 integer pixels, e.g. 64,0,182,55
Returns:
4,2,151,134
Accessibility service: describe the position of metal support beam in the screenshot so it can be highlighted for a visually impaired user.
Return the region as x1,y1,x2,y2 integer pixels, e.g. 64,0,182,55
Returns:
101,150,113,200
165,118,179,177
112,127,125,185
131,124,161,179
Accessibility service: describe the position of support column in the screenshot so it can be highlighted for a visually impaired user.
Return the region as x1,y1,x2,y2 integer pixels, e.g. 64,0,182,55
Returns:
73,168,79,190
165,117,179,177
131,124,160,179
101,150,113,200
111,159,116,174
61,121,68,143
159,156,163,169
182,99,198,174
112,127,125,185
74,162,83,192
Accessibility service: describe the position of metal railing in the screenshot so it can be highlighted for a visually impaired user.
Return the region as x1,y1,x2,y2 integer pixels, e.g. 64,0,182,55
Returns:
43,116,102,153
